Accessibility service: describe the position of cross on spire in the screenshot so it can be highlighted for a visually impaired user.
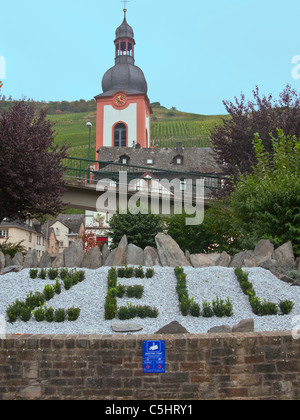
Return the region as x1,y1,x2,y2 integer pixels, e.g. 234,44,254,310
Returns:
121,0,130,11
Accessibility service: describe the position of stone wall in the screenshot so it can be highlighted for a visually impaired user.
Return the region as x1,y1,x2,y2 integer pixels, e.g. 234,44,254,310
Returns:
0,331,300,400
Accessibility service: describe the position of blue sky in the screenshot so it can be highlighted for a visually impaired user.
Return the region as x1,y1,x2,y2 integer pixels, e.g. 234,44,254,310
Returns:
1,0,300,115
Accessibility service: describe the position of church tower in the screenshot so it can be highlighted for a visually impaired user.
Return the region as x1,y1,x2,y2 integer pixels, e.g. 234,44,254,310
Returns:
95,7,152,155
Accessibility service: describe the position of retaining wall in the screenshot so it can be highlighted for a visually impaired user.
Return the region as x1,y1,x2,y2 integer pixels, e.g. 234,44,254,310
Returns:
0,331,300,400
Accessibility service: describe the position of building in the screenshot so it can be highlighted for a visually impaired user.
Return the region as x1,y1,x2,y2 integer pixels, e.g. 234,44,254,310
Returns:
0,218,46,258
95,7,152,152
41,214,85,257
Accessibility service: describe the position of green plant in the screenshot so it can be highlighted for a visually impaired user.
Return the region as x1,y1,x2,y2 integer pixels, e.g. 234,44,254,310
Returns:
43,285,55,301
279,300,294,315
38,268,47,280
24,292,45,310
6,300,25,323
117,303,158,320
202,301,214,318
190,299,201,317
179,297,191,316
117,267,126,278
33,307,45,322
29,269,38,279
107,267,118,288
116,283,126,298
77,270,85,282
289,271,300,280
0,240,26,258
212,296,233,318
47,268,58,280
54,308,66,323
20,307,31,322
134,266,145,279
104,295,117,320
45,307,54,322
260,300,279,316
60,268,69,280
53,279,62,295
126,285,144,299
145,268,155,279
66,306,81,321
63,276,73,291
124,266,134,278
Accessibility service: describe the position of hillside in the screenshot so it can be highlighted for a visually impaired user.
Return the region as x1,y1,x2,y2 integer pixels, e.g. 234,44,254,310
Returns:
48,103,227,160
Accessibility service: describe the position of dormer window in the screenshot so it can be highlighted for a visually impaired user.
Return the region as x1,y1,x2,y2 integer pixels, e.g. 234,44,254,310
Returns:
120,154,130,165
147,159,153,165
174,154,183,165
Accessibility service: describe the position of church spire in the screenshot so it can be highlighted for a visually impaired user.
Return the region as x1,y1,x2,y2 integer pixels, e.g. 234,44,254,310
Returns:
115,4,135,65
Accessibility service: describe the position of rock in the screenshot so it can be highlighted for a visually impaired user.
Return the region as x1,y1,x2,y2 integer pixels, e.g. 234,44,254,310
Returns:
39,251,52,268
155,233,190,267
0,251,5,270
103,249,116,266
111,235,128,266
229,251,254,268
52,253,64,268
81,246,102,269
23,250,38,268
253,239,275,266
185,250,192,264
12,252,24,267
215,251,231,267
102,243,110,264
112,323,143,333
208,325,232,334
0,265,23,275
296,257,300,271
232,319,254,333
126,243,144,266
190,253,221,268
5,254,13,267
144,246,161,266
155,321,189,334
274,241,296,272
64,239,84,268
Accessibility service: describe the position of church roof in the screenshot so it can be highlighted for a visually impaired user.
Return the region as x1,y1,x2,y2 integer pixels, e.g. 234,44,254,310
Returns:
115,15,134,39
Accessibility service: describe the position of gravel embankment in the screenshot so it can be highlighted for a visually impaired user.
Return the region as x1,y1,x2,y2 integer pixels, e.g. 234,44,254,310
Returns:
0,266,299,335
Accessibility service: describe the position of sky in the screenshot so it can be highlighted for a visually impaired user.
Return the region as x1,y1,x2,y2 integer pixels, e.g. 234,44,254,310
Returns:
1,0,300,115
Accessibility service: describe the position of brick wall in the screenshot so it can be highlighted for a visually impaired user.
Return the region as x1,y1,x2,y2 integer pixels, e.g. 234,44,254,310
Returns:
0,331,300,400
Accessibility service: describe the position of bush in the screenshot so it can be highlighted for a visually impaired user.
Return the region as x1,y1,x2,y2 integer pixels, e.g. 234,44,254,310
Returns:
20,307,31,322
53,279,62,295
66,306,81,321
104,295,117,320
6,300,25,323
43,285,55,301
47,268,58,280
260,300,279,316
33,307,45,322
202,301,214,318
45,307,54,322
0,240,26,258
29,269,38,279
145,268,155,279
118,304,158,320
63,276,73,291
116,283,126,298
134,266,144,279
25,292,45,310
190,300,201,317
126,285,144,299
212,296,233,318
38,269,47,280
54,308,66,323
60,268,69,280
279,300,294,315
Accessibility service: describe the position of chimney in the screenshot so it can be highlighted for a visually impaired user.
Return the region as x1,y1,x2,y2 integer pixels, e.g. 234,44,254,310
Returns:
176,142,183,153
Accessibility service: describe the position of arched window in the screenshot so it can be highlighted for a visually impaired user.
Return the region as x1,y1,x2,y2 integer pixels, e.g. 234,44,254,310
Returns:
114,123,127,147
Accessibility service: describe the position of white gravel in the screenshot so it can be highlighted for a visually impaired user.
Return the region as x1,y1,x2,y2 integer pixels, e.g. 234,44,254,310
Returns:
0,266,299,335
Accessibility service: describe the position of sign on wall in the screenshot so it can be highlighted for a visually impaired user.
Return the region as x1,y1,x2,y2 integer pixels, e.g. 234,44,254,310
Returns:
143,340,165,373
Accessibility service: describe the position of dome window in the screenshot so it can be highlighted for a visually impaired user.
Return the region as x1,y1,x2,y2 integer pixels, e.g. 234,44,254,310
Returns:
114,123,127,147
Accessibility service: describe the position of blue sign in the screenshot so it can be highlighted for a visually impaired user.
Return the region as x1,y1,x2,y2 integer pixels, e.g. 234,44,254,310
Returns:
143,340,165,373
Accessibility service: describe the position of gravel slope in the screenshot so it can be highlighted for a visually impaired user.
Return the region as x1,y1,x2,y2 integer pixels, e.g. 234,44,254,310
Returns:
0,266,299,335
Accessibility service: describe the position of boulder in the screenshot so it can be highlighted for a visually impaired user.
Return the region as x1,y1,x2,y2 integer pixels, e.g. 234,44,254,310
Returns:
296,257,300,271
155,233,191,267
39,251,52,268
144,246,161,267
23,250,38,268
274,242,296,272
0,251,5,270
253,240,275,265
103,249,116,266
111,235,128,266
126,243,144,266
208,325,232,334
0,265,23,275
5,254,12,267
232,319,254,333
229,251,255,268
155,321,189,334
81,246,102,269
102,243,110,264
12,252,24,267
64,239,84,268
52,253,64,268
112,324,143,333
190,253,221,268
215,251,231,267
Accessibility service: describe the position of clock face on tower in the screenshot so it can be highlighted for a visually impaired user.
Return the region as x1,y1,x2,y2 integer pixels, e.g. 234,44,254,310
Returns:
114,93,127,107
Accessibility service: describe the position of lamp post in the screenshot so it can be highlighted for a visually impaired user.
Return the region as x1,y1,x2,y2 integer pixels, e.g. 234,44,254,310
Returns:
86,122,92,184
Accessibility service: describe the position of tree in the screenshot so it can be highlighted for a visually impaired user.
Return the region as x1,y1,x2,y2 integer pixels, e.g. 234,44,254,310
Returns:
210,84,300,193
230,129,300,256
0,100,68,224
108,211,164,249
